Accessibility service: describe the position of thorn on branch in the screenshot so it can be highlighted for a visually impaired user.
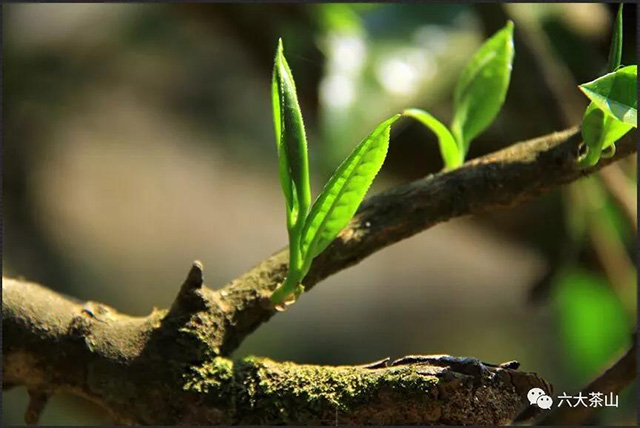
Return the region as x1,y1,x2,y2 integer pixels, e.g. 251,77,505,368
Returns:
169,261,206,314
184,260,204,291
25,389,50,426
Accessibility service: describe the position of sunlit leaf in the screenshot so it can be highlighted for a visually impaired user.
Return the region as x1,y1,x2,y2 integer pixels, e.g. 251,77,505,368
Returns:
607,4,623,73
600,118,633,150
451,21,515,153
272,39,312,230
300,115,400,263
404,108,462,168
579,65,637,127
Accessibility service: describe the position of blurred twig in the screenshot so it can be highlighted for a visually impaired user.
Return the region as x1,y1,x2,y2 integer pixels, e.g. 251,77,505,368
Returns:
588,212,636,300
598,163,637,233
534,337,637,426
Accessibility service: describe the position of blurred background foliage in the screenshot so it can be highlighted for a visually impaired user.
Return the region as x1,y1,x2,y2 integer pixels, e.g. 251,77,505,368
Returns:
2,3,636,425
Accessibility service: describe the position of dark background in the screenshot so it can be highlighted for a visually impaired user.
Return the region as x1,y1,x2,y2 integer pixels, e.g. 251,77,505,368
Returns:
3,3,637,425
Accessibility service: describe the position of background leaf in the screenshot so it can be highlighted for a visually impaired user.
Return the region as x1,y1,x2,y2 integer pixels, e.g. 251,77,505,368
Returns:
404,108,462,168
552,267,631,382
450,21,514,154
579,65,637,127
300,115,400,263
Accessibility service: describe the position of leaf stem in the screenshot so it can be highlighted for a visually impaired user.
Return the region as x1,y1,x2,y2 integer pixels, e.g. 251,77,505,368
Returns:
270,271,301,305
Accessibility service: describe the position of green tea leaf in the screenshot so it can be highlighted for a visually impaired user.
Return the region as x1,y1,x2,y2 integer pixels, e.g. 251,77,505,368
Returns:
579,103,605,167
403,109,462,168
600,115,633,150
579,103,632,168
451,21,515,154
300,115,400,263
579,65,637,127
579,103,605,168
272,39,312,230
607,4,623,73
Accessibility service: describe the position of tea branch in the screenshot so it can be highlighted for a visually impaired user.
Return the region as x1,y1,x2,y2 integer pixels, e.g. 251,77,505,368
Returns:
3,126,636,425
4,274,552,425
217,126,636,354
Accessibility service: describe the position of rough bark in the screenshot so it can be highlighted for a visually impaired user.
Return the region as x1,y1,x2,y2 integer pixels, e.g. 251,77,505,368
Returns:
3,127,636,425
4,275,551,425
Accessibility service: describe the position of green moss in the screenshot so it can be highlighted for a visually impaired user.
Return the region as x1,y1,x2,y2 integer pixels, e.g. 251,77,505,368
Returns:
183,357,234,395
181,355,441,424
234,357,439,424
169,310,226,363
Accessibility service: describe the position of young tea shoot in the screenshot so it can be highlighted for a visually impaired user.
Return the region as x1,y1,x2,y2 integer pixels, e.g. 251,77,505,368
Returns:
270,39,400,307
271,39,311,304
579,4,636,167
404,21,514,169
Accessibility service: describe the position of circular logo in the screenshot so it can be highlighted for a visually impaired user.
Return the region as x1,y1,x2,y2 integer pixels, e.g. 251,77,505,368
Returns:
536,395,553,410
527,387,553,410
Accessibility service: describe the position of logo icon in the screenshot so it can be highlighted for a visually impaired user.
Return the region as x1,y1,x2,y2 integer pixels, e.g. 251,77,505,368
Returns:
528,387,553,410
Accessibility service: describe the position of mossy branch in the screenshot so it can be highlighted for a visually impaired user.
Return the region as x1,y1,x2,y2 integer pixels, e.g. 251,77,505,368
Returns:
3,275,551,424
3,126,636,424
